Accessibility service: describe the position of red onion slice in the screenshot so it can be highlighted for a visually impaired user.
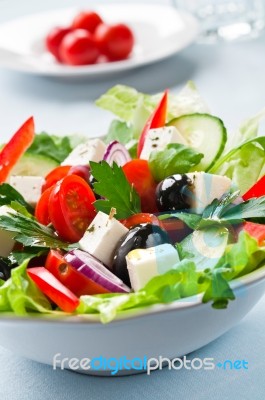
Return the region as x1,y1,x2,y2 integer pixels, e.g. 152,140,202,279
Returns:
65,250,130,293
103,140,131,166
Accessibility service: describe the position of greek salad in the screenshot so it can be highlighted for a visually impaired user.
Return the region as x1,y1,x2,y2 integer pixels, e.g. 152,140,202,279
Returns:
0,82,265,323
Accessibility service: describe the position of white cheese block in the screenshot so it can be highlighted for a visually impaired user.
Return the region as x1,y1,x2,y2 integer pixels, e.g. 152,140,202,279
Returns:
140,126,187,160
186,172,232,214
126,243,180,291
9,176,44,207
79,211,129,267
0,206,16,257
61,139,106,166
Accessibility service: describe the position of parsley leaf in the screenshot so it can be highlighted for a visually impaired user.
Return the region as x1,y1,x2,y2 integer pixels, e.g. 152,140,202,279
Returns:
0,211,76,250
221,196,265,222
90,161,141,219
0,183,34,213
9,247,48,266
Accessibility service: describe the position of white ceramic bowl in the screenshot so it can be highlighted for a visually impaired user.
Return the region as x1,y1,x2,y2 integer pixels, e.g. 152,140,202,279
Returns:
0,264,265,376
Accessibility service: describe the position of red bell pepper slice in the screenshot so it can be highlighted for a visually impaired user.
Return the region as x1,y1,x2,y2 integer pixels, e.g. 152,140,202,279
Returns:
137,90,168,158
242,175,265,200
27,266,80,313
243,221,265,246
45,249,110,296
0,117,35,183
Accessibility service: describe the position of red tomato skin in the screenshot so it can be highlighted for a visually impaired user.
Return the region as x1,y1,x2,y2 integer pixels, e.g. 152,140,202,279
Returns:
242,221,265,246
72,11,103,34
0,117,35,183
95,23,134,61
59,29,100,65
45,250,110,296
121,213,160,229
123,159,158,213
45,27,72,61
42,166,71,193
27,267,79,313
49,175,96,243
35,185,54,225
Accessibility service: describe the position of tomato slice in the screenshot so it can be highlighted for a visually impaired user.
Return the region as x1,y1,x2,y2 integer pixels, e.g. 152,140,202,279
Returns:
45,250,110,296
137,90,168,158
27,266,79,313
0,117,35,183
42,165,71,193
49,175,96,242
243,221,265,246
242,175,265,200
121,213,160,229
35,185,54,225
123,159,158,213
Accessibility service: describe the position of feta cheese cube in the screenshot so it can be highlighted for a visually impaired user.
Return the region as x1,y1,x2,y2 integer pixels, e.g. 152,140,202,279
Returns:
79,211,129,267
140,126,187,160
0,206,16,257
186,172,232,214
9,176,44,207
61,139,106,166
126,243,180,291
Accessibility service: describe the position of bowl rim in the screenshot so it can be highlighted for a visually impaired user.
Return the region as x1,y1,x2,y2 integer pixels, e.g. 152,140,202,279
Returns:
1,262,265,326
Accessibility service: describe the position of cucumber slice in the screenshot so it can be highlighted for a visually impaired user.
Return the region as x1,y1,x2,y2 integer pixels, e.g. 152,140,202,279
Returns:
168,113,227,171
11,153,58,177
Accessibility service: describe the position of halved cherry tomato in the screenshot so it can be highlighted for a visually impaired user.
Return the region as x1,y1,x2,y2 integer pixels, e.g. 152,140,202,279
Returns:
72,11,103,34
42,166,71,193
49,175,96,242
35,185,54,225
121,213,160,229
242,175,265,200
45,250,109,296
242,221,265,246
137,90,168,158
0,117,35,183
27,267,79,313
123,159,158,213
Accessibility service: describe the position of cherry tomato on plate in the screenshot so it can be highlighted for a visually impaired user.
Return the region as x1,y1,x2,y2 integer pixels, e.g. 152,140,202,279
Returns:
121,213,160,229
94,23,134,61
45,26,72,61
72,11,103,34
35,185,54,226
123,159,158,213
59,29,100,65
49,175,96,242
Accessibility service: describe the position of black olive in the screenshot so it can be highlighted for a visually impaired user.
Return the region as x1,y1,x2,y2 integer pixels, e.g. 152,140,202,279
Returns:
89,175,101,200
112,223,170,287
0,258,12,281
156,174,193,212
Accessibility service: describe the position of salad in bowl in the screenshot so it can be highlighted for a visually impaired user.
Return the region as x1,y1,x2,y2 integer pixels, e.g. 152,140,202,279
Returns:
0,82,265,325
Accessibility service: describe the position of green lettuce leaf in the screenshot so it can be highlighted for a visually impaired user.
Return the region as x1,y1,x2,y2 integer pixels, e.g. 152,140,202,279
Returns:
209,137,265,194
0,260,52,314
149,143,204,182
96,82,209,139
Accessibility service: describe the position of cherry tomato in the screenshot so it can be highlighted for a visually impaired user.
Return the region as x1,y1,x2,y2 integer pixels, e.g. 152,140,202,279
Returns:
45,26,72,61
35,185,54,226
49,175,96,242
95,23,134,61
59,29,100,65
42,166,71,193
72,11,103,34
123,160,158,213
121,213,160,229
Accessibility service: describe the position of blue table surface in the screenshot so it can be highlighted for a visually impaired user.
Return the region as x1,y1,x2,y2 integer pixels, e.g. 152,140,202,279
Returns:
1,1,265,399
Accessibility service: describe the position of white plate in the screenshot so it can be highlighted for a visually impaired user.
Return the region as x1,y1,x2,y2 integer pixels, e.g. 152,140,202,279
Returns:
0,264,265,376
0,4,199,78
